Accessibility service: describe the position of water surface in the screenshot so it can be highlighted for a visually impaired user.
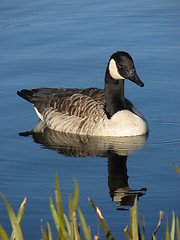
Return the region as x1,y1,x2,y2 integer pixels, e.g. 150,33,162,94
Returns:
1,0,180,239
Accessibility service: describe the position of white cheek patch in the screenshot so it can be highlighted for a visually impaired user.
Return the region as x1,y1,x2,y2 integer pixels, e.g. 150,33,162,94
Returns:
109,59,125,80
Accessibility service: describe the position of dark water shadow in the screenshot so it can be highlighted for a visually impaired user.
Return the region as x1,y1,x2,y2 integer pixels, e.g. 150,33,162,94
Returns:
20,120,148,210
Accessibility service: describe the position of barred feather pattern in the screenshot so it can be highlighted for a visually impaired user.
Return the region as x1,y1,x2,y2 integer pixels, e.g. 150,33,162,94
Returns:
42,94,107,135
20,88,107,135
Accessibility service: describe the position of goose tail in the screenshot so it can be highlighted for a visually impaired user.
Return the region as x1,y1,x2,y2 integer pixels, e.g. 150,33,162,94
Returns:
17,89,36,103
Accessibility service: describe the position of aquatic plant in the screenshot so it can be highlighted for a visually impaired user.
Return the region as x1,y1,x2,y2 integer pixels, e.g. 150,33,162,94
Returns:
40,173,113,240
124,197,180,240
41,173,94,240
173,163,180,175
0,173,179,240
0,193,26,240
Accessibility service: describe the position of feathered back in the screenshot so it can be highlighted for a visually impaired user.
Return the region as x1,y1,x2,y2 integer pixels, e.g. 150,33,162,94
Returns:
17,88,107,135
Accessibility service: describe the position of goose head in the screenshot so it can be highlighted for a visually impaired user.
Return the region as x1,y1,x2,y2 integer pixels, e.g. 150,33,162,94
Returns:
108,51,144,87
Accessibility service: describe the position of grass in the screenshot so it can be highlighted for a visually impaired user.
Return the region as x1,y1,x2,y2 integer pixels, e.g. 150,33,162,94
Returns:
0,165,180,240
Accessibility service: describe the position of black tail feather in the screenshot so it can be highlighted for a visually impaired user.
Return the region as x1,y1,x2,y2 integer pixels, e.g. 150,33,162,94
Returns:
17,89,35,102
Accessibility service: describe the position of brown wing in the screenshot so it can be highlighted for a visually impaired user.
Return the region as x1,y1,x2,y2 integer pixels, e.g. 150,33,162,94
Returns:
17,87,106,120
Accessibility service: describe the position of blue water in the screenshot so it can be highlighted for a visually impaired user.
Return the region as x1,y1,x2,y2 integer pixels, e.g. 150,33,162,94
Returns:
1,0,180,239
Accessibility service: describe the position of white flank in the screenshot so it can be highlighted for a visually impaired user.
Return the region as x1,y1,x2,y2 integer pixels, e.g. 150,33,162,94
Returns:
42,107,147,137
109,59,125,80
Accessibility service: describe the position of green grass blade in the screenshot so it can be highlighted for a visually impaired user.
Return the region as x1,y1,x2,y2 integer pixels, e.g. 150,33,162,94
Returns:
173,163,180,175
170,211,175,240
71,196,80,240
49,196,60,231
72,214,81,240
58,214,69,240
152,234,156,240
69,180,79,239
16,197,27,225
124,226,132,240
88,198,114,240
70,221,74,240
52,175,69,239
0,225,9,240
64,214,71,237
0,193,23,240
176,216,180,240
166,217,170,240
55,173,65,228
47,222,53,240
69,193,74,240
40,219,48,240
10,197,27,240
130,196,139,240
142,216,145,240
69,193,73,222
72,178,79,212
78,207,92,240
41,228,48,240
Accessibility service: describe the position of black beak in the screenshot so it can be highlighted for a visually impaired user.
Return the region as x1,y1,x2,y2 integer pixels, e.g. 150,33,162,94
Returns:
128,71,144,87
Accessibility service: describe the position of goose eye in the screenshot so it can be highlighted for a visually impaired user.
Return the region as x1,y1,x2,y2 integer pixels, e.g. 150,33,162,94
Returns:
118,63,123,68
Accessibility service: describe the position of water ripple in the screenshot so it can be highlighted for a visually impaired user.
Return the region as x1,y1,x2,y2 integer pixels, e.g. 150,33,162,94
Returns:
148,120,180,146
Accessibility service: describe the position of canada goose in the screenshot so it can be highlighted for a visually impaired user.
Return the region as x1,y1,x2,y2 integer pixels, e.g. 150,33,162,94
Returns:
17,51,148,137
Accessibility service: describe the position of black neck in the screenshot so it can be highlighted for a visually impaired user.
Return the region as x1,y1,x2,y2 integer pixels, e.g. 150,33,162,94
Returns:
104,69,127,118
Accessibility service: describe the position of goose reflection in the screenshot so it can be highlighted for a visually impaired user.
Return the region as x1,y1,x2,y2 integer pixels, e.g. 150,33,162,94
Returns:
20,120,148,209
